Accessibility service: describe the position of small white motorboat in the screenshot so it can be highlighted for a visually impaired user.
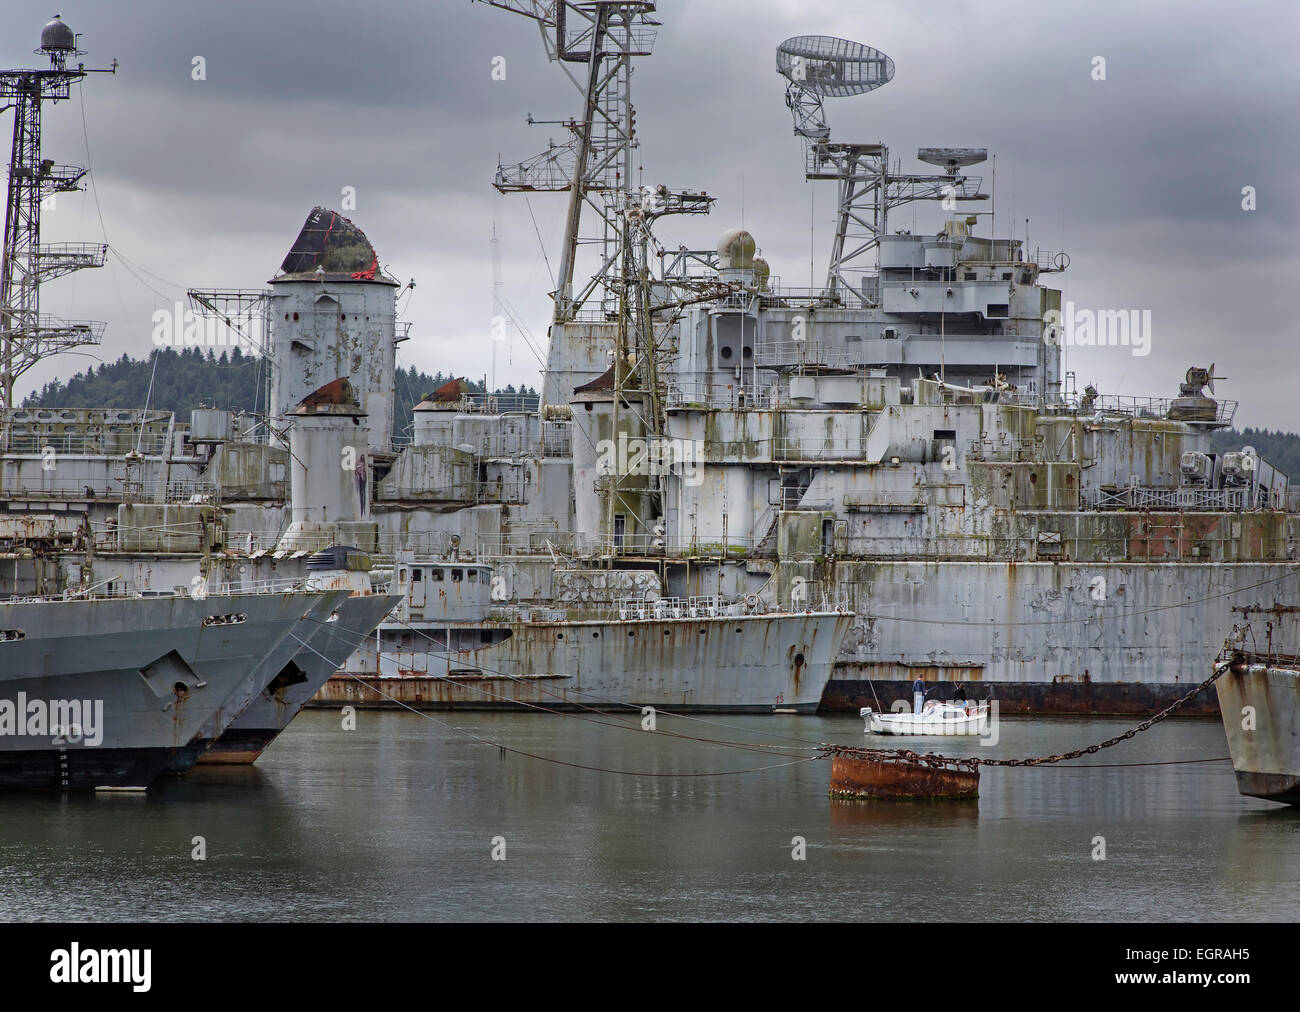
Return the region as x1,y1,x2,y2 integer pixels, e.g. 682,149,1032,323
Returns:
860,700,990,736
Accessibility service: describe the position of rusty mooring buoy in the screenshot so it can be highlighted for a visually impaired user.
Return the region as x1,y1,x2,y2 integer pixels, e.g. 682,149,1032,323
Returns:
827,750,980,801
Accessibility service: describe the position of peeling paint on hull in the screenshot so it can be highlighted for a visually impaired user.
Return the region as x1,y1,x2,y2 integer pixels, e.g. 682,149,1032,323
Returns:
1217,661,1300,805
832,561,1299,697
318,611,854,712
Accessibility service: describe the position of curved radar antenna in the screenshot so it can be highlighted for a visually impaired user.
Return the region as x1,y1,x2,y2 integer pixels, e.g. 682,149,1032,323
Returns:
775,36,897,304
776,36,894,141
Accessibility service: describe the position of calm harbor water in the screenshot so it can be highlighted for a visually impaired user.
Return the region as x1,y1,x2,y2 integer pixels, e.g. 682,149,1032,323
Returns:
1,709,1297,922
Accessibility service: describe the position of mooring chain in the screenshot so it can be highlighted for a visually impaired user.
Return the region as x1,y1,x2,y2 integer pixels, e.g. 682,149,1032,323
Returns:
819,657,1238,769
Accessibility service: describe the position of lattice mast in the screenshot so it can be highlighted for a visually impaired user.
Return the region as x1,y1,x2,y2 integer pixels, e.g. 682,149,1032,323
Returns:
0,16,116,409
776,36,987,306
479,3,728,553
476,0,660,322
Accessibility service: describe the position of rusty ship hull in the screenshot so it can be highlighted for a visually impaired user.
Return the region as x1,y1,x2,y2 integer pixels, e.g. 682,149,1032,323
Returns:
320,609,854,713
821,560,1296,715
1217,651,1300,805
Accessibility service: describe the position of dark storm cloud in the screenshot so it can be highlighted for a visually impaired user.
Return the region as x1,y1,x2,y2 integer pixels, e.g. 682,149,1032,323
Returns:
4,0,1296,427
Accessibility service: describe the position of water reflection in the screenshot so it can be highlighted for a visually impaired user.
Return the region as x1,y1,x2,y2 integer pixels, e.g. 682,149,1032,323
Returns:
0,710,1294,921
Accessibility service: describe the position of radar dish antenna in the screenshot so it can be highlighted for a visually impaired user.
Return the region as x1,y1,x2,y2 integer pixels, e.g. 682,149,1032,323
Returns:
777,35,894,140
917,147,988,173
775,34,988,307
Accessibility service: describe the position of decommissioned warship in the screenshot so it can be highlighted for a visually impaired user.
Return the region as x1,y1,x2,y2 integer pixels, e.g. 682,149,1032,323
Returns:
3,7,1296,726
0,17,401,788
1,13,850,717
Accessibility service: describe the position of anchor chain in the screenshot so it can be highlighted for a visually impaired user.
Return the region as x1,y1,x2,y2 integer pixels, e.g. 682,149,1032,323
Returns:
819,657,1237,769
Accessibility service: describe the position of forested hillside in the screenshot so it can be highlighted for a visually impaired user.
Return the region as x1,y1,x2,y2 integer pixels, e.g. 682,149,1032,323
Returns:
20,349,538,441
1209,428,1300,480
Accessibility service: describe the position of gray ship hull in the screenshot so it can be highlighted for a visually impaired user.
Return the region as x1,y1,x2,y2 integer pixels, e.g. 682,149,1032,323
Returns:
822,560,1297,713
0,592,324,789
1216,656,1300,805
200,593,400,764
166,589,351,773
323,609,854,713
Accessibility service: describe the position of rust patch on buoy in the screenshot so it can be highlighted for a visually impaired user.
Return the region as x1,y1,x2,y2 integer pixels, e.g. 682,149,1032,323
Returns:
829,754,979,800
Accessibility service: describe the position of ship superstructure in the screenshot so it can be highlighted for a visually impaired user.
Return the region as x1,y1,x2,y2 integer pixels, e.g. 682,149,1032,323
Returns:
2,9,1293,717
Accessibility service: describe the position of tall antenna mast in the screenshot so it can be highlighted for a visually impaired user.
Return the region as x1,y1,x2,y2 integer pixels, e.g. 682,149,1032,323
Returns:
0,15,117,410
476,0,661,323
776,36,987,307
491,217,503,393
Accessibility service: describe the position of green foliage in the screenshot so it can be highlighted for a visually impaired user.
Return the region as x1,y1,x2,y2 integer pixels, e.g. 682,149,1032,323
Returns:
22,349,265,418
1209,428,1300,481
22,351,538,440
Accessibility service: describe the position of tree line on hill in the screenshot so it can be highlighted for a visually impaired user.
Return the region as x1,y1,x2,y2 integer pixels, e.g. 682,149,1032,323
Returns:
1209,428,1300,481
20,348,538,441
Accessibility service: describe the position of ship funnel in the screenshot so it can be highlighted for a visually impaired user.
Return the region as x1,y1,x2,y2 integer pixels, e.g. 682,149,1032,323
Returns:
278,378,379,553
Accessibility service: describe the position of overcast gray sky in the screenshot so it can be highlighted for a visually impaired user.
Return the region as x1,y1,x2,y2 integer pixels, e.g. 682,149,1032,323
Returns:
5,0,1297,428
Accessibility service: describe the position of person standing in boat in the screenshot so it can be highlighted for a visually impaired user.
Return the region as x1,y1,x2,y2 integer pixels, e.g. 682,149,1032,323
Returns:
953,683,967,703
912,677,925,714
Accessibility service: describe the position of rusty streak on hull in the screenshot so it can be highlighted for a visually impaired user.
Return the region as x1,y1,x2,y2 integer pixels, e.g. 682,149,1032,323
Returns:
332,610,854,712
314,674,822,714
